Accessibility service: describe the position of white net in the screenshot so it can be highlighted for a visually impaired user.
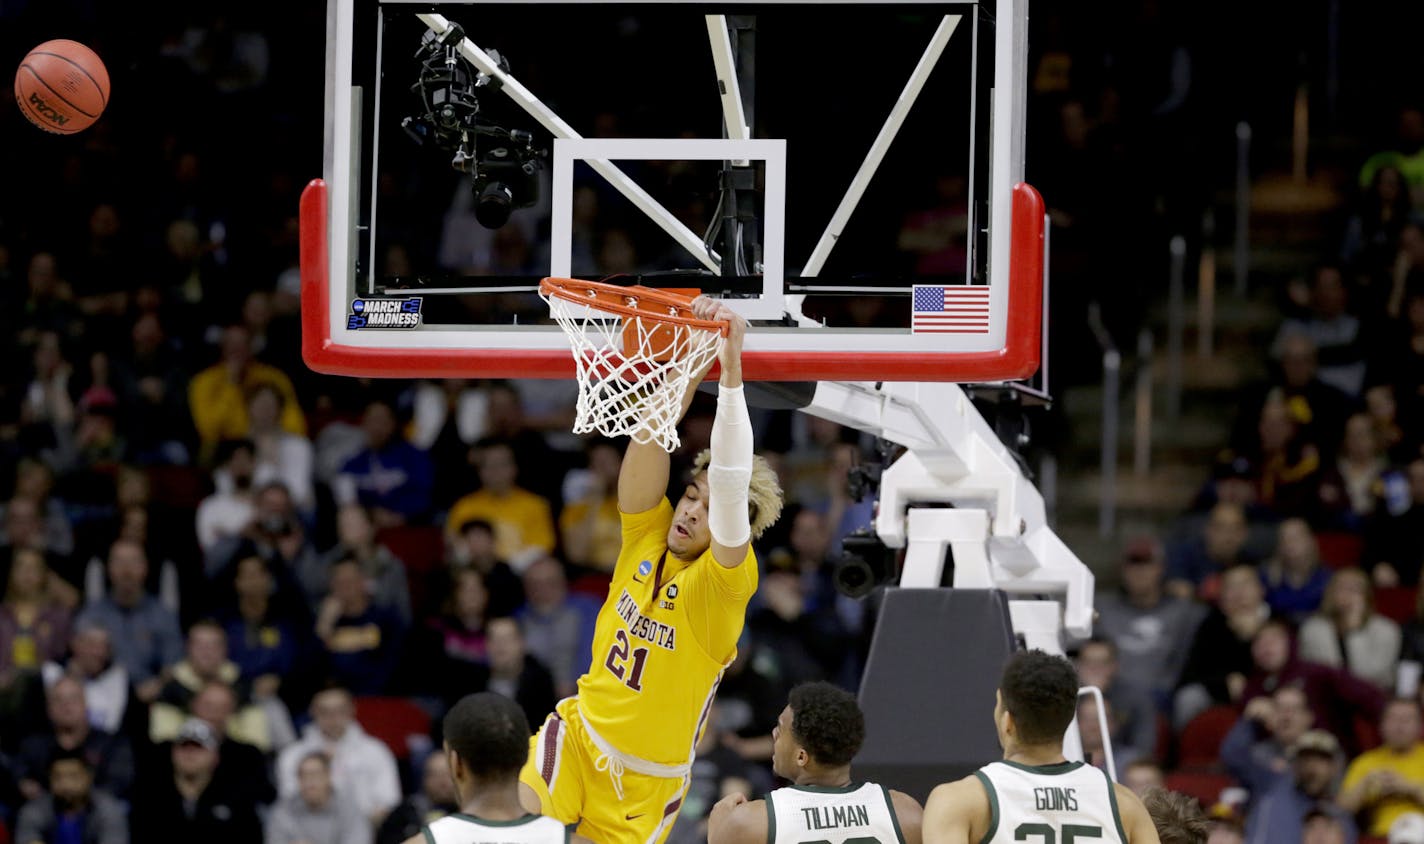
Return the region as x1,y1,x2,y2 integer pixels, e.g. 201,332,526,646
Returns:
542,287,725,453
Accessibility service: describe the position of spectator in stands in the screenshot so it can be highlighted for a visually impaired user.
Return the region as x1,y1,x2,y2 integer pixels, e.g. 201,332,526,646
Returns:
1273,265,1368,398
207,481,318,592
515,556,597,698
266,751,373,844
1343,166,1413,283
187,680,279,806
411,567,489,702
1339,698,1424,838
149,621,275,748
1365,384,1411,463
195,438,257,555
18,331,76,460
409,379,486,512
1175,565,1271,728
1244,729,1356,844
1123,760,1165,797
75,538,183,702
558,436,624,575
1367,458,1424,587
334,396,434,528
1241,619,1386,751
39,624,129,735
1373,290,1424,426
306,505,412,625
446,439,555,571
1298,568,1401,690
13,751,128,844
1167,503,1256,601
276,687,402,826
7,459,74,559
112,310,193,465
1261,518,1331,622
376,751,459,844
1221,685,1316,800
1075,636,1159,769
1242,333,1352,459
1076,695,1130,773
1247,395,1324,518
0,547,72,711
1391,812,1424,844
480,616,556,730
217,555,305,708
749,561,853,689
14,677,134,803
479,382,562,502
132,718,266,841
1317,414,1390,530
446,518,524,617
1301,808,1353,844
247,383,315,513
188,323,305,460
315,558,407,694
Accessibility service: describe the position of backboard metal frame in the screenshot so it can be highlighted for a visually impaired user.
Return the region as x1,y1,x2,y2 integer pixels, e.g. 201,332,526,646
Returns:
307,0,1043,382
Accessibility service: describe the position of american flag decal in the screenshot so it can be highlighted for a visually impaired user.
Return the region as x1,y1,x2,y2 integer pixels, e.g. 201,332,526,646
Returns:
911,285,992,333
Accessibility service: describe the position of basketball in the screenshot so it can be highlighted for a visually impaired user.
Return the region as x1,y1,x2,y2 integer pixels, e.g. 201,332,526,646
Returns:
14,39,109,135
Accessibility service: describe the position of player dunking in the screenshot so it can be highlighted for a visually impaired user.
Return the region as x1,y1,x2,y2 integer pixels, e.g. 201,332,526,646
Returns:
923,651,1160,844
707,682,924,844
407,692,578,844
519,297,785,843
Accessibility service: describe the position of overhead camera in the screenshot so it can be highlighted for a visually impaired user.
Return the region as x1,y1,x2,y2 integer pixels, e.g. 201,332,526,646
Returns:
833,530,897,599
401,23,547,229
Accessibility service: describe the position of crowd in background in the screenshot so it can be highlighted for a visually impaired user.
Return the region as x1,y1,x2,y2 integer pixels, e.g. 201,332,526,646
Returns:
1,2,1424,844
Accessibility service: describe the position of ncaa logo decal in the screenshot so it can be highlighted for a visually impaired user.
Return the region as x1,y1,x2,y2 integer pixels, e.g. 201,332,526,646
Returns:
633,559,653,582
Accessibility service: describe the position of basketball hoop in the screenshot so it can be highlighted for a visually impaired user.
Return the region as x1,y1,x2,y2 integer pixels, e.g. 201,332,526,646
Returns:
539,278,728,453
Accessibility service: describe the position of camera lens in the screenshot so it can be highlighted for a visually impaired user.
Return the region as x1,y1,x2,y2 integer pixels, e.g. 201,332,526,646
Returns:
475,182,514,229
833,555,876,598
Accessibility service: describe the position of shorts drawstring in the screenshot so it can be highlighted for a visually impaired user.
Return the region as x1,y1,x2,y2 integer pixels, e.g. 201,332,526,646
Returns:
593,751,627,801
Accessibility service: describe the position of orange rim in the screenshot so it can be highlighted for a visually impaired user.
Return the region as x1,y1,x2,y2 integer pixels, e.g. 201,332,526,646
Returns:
539,277,729,336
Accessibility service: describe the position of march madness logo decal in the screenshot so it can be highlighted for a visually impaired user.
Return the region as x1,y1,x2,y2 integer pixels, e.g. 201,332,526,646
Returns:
348,298,422,329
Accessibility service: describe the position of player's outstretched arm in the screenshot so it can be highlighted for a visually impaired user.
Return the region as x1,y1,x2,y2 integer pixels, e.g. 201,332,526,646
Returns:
1112,783,1162,844
707,793,766,844
688,296,753,568
922,777,990,844
617,334,717,515
890,789,926,844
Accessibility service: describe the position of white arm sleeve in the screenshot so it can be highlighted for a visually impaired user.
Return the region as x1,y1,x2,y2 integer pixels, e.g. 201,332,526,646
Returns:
707,384,753,547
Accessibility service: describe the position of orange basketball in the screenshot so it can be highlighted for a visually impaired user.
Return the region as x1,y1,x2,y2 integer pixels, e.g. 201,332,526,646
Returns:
14,39,109,135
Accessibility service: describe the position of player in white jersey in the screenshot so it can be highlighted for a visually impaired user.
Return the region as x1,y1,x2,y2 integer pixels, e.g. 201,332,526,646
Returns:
708,682,923,844
923,650,1160,844
403,692,584,844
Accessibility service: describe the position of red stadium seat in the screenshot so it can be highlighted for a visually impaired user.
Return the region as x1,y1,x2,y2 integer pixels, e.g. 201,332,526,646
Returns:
1164,770,1235,808
1177,705,1240,768
376,524,447,616
570,572,612,601
1374,586,1418,625
354,696,432,760
1316,532,1364,569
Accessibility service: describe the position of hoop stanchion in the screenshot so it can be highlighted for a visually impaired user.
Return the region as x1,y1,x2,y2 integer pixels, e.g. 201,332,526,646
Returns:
539,278,728,453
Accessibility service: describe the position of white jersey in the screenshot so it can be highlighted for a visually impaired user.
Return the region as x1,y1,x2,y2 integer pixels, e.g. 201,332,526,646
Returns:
974,760,1127,844
424,812,568,844
765,782,906,844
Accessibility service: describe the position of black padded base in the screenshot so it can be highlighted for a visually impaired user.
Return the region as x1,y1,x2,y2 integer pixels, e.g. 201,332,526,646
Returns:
854,587,1017,803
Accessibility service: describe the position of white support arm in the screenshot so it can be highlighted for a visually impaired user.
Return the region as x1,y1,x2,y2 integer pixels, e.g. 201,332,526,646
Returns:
706,15,750,164
416,13,721,274
801,380,1094,641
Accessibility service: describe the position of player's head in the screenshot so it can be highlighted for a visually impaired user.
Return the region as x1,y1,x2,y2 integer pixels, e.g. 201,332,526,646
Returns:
443,691,531,802
668,450,784,560
1142,788,1210,844
772,682,865,783
994,650,1079,754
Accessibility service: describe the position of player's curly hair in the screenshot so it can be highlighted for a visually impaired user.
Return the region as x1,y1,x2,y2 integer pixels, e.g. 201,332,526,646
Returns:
443,692,530,782
788,682,865,768
1000,650,1078,746
691,449,784,540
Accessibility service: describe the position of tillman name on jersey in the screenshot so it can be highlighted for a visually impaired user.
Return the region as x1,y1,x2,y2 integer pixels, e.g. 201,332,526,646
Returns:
614,590,677,650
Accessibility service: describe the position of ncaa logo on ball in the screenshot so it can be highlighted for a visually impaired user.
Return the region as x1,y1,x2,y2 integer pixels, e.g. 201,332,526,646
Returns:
348,297,422,330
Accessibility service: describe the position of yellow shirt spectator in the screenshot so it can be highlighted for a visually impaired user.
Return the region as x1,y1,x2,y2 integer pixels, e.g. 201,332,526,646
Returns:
446,486,555,567
188,326,306,453
1340,700,1424,836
